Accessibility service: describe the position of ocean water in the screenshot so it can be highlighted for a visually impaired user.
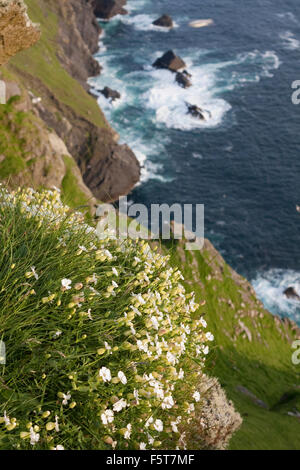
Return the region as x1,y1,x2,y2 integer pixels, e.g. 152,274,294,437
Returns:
89,0,300,324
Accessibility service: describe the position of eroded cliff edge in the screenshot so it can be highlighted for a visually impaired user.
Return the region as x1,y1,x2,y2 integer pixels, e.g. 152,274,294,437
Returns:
1,0,140,202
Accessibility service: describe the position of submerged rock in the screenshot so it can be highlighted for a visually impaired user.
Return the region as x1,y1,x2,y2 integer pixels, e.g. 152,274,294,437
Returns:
284,287,300,301
153,50,186,72
153,14,174,28
176,71,192,88
100,86,121,102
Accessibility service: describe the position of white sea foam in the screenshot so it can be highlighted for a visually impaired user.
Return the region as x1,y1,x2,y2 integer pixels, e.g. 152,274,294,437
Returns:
252,269,300,323
142,48,280,131
279,31,300,50
235,50,281,79
120,14,178,32
276,12,299,24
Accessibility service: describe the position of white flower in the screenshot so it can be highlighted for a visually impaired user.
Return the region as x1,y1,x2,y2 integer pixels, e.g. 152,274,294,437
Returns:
124,423,132,440
154,419,163,432
193,391,201,402
99,366,111,382
87,308,93,320
161,395,174,409
206,332,214,342
187,403,195,414
31,266,39,280
53,445,64,450
61,278,72,290
2,411,10,426
140,442,147,450
178,368,184,379
78,245,88,252
104,341,111,351
203,346,209,355
118,371,127,385
145,416,153,428
200,317,207,328
151,316,159,330
113,398,127,412
112,281,118,288
166,351,176,365
30,427,40,446
112,267,118,276
55,415,59,432
53,330,62,338
62,392,71,405
171,421,178,433
101,409,114,425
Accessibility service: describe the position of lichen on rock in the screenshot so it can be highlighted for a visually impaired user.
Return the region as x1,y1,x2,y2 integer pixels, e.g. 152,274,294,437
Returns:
0,0,40,66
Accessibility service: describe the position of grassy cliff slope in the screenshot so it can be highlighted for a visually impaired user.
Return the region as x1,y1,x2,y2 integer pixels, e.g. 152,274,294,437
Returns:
163,237,300,449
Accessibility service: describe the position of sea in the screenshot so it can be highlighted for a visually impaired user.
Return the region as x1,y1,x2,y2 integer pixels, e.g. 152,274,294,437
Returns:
88,0,300,324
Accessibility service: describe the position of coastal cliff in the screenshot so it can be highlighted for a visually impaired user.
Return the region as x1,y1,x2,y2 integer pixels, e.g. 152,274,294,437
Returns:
0,0,300,450
1,0,140,203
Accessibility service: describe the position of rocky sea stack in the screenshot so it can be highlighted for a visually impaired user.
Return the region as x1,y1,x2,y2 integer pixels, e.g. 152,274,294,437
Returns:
153,14,174,28
153,50,186,72
90,0,128,19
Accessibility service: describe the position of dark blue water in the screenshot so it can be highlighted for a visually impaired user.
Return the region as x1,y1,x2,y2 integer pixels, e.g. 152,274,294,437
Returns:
89,0,300,323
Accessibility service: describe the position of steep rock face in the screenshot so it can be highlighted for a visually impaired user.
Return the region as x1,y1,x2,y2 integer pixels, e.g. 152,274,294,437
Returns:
0,0,40,66
0,85,97,209
90,0,128,19
6,0,140,202
55,0,102,89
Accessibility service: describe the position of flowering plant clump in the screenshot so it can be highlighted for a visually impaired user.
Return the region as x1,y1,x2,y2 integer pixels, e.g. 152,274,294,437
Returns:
0,187,213,450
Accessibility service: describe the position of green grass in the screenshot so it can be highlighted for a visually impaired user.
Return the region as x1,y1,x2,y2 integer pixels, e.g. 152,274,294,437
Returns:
8,0,107,129
163,239,300,449
0,188,212,450
0,98,36,179
61,155,90,209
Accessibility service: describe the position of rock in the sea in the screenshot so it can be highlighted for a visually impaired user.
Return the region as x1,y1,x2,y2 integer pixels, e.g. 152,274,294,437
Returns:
100,86,121,102
153,50,186,72
153,14,174,28
284,287,300,301
186,103,206,120
90,0,128,19
176,71,192,88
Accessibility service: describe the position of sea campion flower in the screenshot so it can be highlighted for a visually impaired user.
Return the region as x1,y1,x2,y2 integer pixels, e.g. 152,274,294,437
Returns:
99,367,112,382
154,419,163,432
61,278,72,290
62,392,71,406
101,409,114,425
118,371,127,385
206,332,214,342
124,424,132,440
0,187,213,450
113,398,127,412
29,427,40,446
